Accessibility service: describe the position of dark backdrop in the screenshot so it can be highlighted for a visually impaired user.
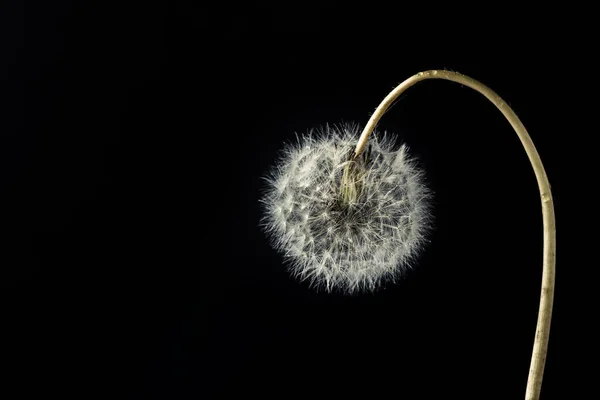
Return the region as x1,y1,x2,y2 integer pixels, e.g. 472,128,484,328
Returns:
2,2,588,399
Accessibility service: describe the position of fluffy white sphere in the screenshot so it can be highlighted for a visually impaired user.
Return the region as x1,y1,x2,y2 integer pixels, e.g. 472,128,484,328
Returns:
261,124,432,293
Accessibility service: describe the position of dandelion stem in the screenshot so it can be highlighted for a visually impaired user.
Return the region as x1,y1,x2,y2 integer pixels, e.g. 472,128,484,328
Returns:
355,70,556,400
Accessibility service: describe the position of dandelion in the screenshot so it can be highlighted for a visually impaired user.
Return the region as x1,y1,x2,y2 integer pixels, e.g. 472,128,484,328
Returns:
259,70,556,400
260,124,432,293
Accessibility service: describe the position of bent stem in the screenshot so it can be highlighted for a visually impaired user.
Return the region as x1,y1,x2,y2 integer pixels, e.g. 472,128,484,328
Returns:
355,70,556,400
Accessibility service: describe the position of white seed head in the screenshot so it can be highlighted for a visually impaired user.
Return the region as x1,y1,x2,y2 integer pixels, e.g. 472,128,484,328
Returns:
260,123,432,293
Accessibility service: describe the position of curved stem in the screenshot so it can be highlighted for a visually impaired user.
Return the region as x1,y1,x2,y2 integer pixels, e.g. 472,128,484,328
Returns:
356,70,556,400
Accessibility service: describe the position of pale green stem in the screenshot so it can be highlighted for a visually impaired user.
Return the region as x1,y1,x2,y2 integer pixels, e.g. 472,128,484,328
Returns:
355,70,556,400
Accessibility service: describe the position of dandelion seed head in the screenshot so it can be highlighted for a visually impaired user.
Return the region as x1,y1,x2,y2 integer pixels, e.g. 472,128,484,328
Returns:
260,123,432,294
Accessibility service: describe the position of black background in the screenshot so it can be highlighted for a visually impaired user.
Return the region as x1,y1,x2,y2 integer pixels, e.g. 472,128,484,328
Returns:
2,2,591,399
